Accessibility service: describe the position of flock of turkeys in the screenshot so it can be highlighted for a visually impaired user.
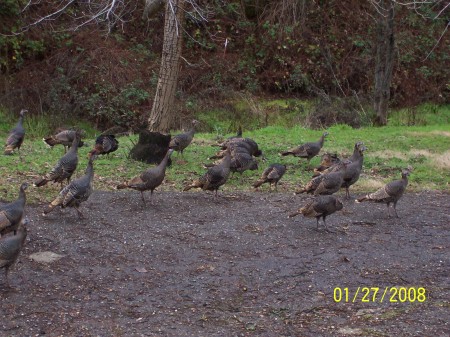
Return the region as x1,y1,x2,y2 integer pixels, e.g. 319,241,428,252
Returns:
1,111,411,287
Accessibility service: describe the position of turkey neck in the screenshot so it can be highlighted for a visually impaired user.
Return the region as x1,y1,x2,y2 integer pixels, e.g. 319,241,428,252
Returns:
69,135,80,153
352,149,364,166
188,123,197,137
319,134,326,146
157,150,172,173
401,172,409,186
17,115,24,127
222,151,232,168
85,159,95,178
18,184,27,204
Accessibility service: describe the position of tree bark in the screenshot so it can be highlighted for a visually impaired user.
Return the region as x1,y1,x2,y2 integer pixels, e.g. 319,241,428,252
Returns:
373,0,395,126
147,0,184,133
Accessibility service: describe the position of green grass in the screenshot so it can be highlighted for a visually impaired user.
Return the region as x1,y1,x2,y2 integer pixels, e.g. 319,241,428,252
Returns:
0,109,98,139
388,103,450,126
0,105,449,204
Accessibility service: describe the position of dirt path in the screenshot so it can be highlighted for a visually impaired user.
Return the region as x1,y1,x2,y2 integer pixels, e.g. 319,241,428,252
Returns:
1,190,449,336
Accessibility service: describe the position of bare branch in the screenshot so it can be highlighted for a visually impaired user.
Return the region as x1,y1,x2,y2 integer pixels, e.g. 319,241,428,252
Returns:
434,2,450,18
20,0,76,33
423,21,449,61
12,0,138,35
21,0,34,13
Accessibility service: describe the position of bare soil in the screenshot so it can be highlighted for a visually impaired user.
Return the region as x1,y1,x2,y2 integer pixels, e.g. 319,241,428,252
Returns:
1,190,449,336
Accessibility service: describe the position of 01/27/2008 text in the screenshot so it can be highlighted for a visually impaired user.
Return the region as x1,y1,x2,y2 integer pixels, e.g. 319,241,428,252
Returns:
333,287,426,303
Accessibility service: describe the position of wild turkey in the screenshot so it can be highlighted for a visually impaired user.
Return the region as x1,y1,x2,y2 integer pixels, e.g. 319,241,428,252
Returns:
88,135,119,158
0,182,28,236
0,218,28,288
43,158,95,218
289,195,343,231
4,109,27,155
169,120,199,156
296,161,348,196
281,132,328,165
116,149,173,205
319,142,364,176
34,132,81,188
183,149,231,197
218,137,262,157
230,151,258,175
43,129,84,153
356,169,411,218
253,163,287,190
312,153,341,177
340,144,366,199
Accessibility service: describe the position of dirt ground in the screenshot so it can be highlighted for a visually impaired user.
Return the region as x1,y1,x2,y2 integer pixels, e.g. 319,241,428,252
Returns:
1,189,449,336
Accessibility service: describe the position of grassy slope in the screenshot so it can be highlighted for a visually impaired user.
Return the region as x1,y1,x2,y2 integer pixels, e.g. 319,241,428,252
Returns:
0,120,449,204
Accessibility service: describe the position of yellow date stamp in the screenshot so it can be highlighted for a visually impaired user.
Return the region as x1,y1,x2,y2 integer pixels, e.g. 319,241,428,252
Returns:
333,287,426,303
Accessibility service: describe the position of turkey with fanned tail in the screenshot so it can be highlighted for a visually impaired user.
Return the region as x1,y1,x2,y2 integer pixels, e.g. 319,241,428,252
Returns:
88,135,118,158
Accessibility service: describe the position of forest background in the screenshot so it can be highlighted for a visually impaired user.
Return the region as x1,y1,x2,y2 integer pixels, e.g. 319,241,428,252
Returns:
0,0,448,133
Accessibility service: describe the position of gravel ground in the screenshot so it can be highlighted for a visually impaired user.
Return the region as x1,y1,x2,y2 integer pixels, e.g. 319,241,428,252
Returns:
1,189,449,336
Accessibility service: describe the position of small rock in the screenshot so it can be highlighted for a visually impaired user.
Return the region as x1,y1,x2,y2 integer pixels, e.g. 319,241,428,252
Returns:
356,308,381,316
338,327,363,335
28,251,64,263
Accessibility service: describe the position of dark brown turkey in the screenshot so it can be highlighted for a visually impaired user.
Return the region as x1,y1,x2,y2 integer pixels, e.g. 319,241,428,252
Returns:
116,149,173,205
318,142,364,176
88,135,119,158
217,137,262,158
183,150,231,197
253,163,287,190
340,143,366,199
281,132,328,165
230,150,258,175
296,161,349,196
289,195,343,231
312,153,341,177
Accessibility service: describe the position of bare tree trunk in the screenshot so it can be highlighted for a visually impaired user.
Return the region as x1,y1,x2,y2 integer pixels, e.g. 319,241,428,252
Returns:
373,0,395,126
148,0,184,132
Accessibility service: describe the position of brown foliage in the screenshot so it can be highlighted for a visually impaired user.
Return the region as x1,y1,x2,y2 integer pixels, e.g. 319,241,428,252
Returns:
0,1,448,129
